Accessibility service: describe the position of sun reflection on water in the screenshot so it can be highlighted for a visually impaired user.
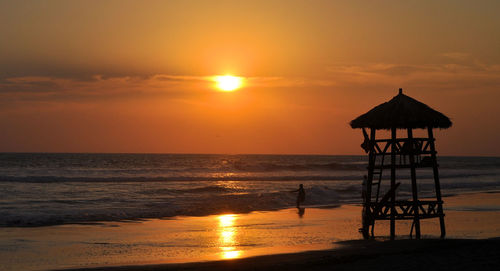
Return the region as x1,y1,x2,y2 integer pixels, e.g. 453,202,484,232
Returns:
222,249,242,259
219,214,236,227
217,214,242,259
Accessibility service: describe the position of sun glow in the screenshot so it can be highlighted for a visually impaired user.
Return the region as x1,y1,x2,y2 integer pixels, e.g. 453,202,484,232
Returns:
214,75,243,91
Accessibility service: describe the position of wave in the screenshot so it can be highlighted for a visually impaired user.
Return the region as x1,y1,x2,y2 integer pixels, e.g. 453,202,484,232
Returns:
175,185,234,193
2,180,499,227
231,161,365,172
0,170,498,183
0,186,341,227
2,154,500,228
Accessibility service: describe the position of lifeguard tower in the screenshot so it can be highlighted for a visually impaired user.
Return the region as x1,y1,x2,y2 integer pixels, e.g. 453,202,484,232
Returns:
351,89,452,240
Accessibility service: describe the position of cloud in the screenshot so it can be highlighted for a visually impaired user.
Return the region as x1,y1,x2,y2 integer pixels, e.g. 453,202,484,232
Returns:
151,75,212,82
1,54,499,107
0,73,323,101
0,74,202,105
0,74,294,106
440,52,470,61
324,58,500,92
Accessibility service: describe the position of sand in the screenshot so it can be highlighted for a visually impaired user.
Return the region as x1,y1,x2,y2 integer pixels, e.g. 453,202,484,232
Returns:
1,191,499,271
64,238,500,271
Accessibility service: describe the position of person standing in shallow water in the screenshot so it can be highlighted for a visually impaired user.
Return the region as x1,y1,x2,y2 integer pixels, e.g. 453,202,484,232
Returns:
292,184,306,208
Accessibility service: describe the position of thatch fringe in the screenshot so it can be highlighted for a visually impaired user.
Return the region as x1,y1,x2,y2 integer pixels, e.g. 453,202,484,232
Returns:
350,89,452,130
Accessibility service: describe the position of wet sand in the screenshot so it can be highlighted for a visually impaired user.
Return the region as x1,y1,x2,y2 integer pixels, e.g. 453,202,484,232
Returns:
1,191,499,271
65,238,500,271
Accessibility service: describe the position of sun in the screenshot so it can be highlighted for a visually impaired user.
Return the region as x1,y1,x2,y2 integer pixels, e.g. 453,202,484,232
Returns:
214,75,243,91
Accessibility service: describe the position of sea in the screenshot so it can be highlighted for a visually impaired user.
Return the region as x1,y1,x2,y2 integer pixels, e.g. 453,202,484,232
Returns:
1,153,499,227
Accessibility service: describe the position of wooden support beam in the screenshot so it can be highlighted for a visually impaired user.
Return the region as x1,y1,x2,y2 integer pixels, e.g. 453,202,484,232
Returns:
428,127,446,238
407,128,421,239
366,128,376,203
390,127,396,240
361,128,376,239
369,200,442,220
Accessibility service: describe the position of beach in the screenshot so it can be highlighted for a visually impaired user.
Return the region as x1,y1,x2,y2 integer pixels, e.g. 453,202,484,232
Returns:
65,238,500,271
1,191,499,271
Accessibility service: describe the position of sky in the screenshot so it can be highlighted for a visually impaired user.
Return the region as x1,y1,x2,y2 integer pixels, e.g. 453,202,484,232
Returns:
1,0,499,155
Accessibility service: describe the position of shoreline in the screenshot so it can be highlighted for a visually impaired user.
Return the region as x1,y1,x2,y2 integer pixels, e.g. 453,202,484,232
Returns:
1,191,499,271
4,189,499,229
61,238,500,271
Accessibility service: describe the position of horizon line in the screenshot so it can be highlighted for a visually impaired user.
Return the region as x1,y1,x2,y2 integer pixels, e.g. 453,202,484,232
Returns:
0,151,499,158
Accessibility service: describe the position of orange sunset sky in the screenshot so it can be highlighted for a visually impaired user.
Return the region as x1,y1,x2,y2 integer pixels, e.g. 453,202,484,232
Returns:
1,0,499,156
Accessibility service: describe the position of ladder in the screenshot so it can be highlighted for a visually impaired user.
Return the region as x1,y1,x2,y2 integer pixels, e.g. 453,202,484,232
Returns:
370,154,385,236
373,154,385,204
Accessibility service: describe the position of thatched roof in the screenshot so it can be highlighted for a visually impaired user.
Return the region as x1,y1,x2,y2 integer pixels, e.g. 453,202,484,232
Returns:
350,89,452,130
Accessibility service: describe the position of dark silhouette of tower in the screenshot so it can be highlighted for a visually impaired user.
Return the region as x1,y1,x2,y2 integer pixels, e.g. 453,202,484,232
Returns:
351,88,451,240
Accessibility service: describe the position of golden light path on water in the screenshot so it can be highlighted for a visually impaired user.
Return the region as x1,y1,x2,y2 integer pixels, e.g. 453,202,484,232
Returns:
217,214,242,259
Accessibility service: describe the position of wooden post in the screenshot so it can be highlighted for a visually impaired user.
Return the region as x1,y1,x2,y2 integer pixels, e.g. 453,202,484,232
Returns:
390,128,397,240
361,128,376,239
428,127,446,238
366,128,376,204
407,128,421,239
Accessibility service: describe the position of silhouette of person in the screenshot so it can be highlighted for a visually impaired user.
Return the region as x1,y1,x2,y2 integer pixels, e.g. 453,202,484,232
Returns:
297,207,305,218
291,184,306,208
